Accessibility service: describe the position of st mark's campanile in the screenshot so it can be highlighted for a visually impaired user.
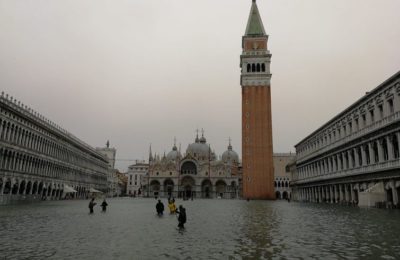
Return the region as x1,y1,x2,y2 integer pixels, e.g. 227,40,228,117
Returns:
241,0,275,199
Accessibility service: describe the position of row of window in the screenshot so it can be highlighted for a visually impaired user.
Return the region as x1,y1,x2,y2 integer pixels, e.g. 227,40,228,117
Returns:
297,84,399,157
0,148,106,185
246,63,266,73
274,181,290,188
297,133,400,179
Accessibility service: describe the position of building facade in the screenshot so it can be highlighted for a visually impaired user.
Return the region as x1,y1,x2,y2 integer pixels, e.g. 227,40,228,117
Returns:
96,144,120,197
291,72,400,207
0,92,109,205
126,161,148,196
241,0,274,199
273,153,296,199
143,132,241,199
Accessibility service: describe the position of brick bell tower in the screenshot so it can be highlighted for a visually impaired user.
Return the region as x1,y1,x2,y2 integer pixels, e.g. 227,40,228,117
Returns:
240,0,274,199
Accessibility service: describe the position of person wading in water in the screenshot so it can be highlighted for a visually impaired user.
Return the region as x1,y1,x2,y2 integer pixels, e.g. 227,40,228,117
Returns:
88,198,96,214
100,199,108,212
176,205,187,229
156,199,164,216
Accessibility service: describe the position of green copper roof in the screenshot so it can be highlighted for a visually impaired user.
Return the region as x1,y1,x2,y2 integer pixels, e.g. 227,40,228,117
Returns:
245,0,266,36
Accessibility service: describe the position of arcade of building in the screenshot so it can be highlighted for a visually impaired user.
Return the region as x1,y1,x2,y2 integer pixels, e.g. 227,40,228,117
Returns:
291,72,400,207
0,92,109,205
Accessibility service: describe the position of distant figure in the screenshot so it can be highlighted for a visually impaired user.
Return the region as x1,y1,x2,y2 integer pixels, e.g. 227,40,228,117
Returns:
176,205,187,229
168,200,176,214
156,200,164,216
246,198,250,202
88,198,96,214
101,199,108,212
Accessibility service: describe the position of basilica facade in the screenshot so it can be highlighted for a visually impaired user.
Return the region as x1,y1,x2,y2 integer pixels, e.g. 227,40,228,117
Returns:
143,132,241,199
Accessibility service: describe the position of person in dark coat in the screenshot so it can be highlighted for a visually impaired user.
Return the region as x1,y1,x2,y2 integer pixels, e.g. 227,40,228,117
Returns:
176,205,187,229
100,199,108,212
88,198,96,214
156,200,164,216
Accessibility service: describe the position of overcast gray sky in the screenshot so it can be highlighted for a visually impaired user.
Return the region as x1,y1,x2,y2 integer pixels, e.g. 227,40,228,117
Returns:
1,0,399,171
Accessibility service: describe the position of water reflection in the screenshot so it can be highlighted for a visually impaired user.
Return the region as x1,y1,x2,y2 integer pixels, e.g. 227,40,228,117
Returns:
0,199,399,259
237,201,280,259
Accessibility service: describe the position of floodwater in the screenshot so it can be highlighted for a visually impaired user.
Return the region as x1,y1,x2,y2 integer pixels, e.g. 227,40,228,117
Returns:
0,198,399,260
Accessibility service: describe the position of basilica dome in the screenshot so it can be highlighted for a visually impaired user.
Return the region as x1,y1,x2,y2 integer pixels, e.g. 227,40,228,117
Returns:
167,144,181,161
222,141,239,164
186,133,211,159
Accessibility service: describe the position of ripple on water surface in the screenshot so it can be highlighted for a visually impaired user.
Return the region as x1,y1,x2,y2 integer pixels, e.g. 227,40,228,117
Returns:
0,198,399,259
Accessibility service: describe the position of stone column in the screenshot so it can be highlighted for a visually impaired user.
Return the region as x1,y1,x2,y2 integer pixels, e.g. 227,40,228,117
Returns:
396,132,400,157
391,180,399,206
349,184,354,203
325,159,329,174
387,135,394,161
0,179,5,195
310,187,315,202
337,154,342,171
377,139,384,162
368,142,375,164
320,186,324,202
325,186,329,202
344,184,349,202
348,151,353,169
354,148,359,167
361,146,367,166
328,158,332,173
334,185,338,203
332,157,337,172
308,188,314,202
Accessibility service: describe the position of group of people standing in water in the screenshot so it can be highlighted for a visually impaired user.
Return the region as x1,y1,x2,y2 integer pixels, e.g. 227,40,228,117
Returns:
156,197,187,229
88,197,187,229
88,198,108,214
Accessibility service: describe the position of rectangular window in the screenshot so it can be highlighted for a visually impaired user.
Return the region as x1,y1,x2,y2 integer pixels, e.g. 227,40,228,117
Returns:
130,175,132,180
362,114,366,126
378,105,383,119
370,110,374,123
355,118,359,131
388,99,394,114
135,175,137,180
135,182,137,185
348,122,352,133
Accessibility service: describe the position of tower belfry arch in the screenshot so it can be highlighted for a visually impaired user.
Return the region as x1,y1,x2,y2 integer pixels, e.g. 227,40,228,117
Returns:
240,0,275,199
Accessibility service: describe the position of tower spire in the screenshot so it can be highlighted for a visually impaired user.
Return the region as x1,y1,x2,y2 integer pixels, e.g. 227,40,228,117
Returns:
195,128,199,143
245,0,266,36
149,144,153,162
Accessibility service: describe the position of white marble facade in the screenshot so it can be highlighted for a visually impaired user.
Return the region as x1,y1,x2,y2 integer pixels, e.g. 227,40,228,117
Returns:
0,92,109,204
